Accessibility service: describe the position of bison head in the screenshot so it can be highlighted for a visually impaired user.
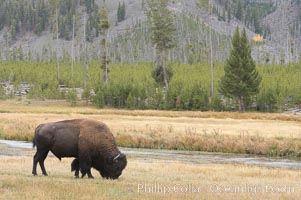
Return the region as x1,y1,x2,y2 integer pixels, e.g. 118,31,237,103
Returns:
97,153,127,179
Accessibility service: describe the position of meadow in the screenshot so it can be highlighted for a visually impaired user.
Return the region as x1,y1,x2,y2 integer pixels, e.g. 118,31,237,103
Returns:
0,148,301,200
0,99,301,199
0,99,301,157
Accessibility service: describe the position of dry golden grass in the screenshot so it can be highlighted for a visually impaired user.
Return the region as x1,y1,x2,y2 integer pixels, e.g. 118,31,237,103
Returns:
0,155,300,200
0,99,301,199
0,99,301,156
0,99,300,121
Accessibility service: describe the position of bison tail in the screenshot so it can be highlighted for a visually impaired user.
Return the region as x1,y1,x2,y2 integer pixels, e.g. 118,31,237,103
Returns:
33,124,44,148
32,138,36,148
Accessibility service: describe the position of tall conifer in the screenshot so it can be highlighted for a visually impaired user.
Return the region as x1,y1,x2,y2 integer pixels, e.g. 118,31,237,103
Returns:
99,2,110,83
219,27,261,111
117,1,125,22
146,0,176,90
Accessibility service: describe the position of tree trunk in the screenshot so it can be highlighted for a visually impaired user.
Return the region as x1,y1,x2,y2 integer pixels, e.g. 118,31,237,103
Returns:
101,37,108,83
71,15,75,85
238,96,246,112
209,2,214,100
155,48,169,90
56,8,60,84
83,12,88,89
162,50,169,90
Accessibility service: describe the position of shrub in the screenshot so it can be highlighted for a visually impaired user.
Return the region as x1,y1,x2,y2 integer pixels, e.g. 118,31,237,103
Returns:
126,92,135,109
93,90,105,108
0,85,5,99
257,87,277,112
67,89,77,107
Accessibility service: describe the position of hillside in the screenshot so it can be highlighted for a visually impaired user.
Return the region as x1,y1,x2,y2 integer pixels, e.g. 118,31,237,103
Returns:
0,0,301,64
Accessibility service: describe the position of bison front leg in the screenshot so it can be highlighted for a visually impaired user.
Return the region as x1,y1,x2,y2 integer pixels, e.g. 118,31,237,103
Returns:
86,169,94,179
72,158,94,178
80,169,94,179
79,158,94,179
78,142,94,179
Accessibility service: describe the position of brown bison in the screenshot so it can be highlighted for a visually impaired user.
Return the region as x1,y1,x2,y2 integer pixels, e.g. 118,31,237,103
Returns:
32,119,127,179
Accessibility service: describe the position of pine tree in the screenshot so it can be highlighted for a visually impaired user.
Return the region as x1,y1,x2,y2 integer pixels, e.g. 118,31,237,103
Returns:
146,0,176,90
219,27,261,111
117,1,126,22
99,2,110,83
226,0,231,23
121,1,126,21
117,2,122,22
235,0,243,21
252,9,262,34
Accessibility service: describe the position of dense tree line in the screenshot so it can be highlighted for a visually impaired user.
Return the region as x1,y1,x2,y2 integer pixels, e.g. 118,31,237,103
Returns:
0,0,49,39
57,0,78,40
0,0,100,41
207,0,275,35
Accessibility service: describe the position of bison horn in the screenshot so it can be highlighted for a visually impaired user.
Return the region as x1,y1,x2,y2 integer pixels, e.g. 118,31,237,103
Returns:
113,153,121,161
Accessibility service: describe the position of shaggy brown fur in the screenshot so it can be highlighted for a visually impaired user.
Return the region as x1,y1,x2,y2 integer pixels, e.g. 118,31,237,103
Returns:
32,119,127,179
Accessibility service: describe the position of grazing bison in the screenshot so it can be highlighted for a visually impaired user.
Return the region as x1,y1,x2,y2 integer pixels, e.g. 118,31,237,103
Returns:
32,119,127,179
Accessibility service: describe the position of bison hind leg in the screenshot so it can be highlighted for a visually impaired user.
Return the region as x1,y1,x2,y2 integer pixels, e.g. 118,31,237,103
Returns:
39,150,49,176
32,150,49,176
71,158,80,178
32,152,39,176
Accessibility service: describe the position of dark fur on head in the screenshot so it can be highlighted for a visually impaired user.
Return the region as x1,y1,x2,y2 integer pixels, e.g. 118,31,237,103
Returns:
98,153,127,179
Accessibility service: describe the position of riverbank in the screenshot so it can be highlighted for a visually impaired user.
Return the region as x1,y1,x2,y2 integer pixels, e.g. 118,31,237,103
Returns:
0,99,301,157
1,139,301,169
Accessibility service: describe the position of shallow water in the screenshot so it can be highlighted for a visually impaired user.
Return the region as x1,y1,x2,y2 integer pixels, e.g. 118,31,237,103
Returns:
0,139,300,169
0,139,33,149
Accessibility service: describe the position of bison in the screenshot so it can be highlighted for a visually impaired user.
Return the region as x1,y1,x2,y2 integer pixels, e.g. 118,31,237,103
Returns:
32,119,127,179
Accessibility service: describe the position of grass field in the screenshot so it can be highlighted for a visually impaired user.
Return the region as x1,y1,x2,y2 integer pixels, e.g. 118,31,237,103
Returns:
0,99,301,157
0,150,301,200
0,99,301,199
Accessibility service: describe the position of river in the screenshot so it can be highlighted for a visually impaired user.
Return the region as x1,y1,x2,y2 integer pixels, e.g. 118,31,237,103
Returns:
0,139,300,169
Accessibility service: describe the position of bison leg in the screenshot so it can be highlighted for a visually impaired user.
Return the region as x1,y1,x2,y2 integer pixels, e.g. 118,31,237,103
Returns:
80,169,94,179
75,170,79,178
79,160,94,179
87,169,94,179
32,150,49,176
81,171,86,178
38,150,49,176
32,152,39,176
39,151,49,176
71,158,80,178
71,159,93,178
